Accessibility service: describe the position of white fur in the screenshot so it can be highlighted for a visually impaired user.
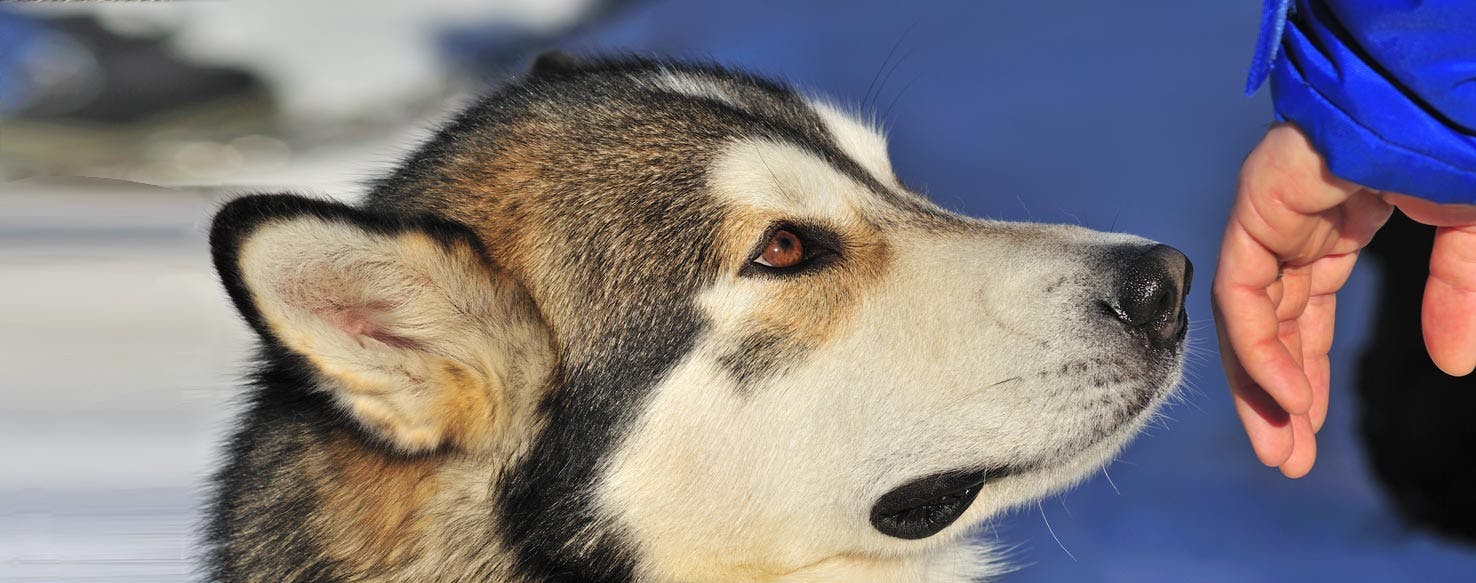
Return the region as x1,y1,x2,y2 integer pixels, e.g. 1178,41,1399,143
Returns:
708,138,916,222
807,98,900,190
656,71,743,108
596,115,1179,581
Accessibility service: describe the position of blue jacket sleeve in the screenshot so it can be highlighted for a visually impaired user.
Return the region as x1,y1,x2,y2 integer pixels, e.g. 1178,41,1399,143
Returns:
1245,0,1476,204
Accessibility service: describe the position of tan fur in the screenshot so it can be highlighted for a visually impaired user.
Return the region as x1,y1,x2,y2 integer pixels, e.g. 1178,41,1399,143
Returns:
713,211,893,363
293,434,535,582
237,219,550,455
432,359,503,451
314,433,439,575
698,138,905,370
220,206,559,581
213,60,1182,582
753,219,890,348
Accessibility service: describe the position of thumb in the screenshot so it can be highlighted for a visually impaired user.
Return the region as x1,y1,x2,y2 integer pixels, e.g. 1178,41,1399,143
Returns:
1422,224,1476,376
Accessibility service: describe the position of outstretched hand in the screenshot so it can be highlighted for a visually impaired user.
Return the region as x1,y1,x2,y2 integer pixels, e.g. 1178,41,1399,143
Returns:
1214,124,1476,478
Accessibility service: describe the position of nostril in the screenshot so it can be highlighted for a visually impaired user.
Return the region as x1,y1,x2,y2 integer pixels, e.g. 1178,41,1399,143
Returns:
1104,243,1189,343
1099,299,1130,324
1117,271,1173,327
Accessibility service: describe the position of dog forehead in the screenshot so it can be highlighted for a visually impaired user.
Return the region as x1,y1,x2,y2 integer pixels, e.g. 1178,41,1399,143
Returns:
364,58,951,339
708,138,880,221
375,59,900,210
646,70,907,211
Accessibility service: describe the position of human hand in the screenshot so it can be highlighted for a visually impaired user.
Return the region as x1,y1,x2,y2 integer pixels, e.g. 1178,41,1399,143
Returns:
1214,124,1476,478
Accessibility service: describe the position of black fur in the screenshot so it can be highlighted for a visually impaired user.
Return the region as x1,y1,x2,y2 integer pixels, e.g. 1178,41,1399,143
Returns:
209,56,952,580
365,57,923,580
717,332,798,388
206,195,501,581
371,55,945,221
205,344,345,582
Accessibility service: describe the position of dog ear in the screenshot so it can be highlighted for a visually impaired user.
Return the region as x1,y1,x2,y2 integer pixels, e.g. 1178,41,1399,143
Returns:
210,194,551,454
530,49,581,76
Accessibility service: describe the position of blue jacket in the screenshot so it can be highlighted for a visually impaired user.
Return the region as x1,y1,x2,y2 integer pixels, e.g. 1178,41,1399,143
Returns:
1247,0,1476,204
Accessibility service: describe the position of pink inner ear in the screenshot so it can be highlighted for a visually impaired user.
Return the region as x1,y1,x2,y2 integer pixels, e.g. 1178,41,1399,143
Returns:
327,303,423,350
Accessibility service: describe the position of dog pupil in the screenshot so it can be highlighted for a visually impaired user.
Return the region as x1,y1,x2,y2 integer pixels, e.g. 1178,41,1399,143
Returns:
767,231,801,266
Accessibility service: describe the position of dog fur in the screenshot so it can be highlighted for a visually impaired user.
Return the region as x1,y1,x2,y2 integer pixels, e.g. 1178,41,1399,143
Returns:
205,54,1190,582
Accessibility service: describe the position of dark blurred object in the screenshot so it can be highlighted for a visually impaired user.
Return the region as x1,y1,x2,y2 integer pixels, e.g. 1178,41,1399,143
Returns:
0,9,276,181
2,12,267,124
434,0,640,81
1358,211,1476,545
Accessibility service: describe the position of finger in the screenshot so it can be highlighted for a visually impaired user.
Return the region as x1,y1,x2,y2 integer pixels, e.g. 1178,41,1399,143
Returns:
1279,413,1318,478
1304,296,1340,433
1301,293,1335,432
1384,193,1476,227
1275,266,1308,381
1266,276,1283,310
1215,220,1313,414
1275,265,1311,322
1304,353,1331,433
1217,321,1294,466
1302,252,1359,432
1242,126,1364,217
1423,225,1476,376
1309,251,1362,296
1330,190,1394,255
1278,319,1304,371
1230,381,1295,467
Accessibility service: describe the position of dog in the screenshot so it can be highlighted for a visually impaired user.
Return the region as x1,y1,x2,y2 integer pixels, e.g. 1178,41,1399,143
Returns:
205,53,1192,582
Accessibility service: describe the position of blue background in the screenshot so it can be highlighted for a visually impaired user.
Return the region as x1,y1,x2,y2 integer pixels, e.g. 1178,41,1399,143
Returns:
564,1,1474,580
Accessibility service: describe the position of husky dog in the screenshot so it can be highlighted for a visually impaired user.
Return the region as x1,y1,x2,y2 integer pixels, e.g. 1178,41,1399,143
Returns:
206,54,1191,582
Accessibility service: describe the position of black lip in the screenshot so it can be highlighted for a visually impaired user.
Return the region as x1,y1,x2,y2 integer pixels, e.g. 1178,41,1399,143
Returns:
870,468,1008,540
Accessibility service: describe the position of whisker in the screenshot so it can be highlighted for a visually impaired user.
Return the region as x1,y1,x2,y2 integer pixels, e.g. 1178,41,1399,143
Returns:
1055,206,1083,226
1101,467,1121,495
871,44,918,113
881,69,923,122
1037,501,1077,562
864,19,920,109
1016,195,1034,220
752,144,800,204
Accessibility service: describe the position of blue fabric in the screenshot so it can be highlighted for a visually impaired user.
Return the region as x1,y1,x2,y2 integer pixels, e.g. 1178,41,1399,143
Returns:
1247,0,1476,204
1245,0,1292,96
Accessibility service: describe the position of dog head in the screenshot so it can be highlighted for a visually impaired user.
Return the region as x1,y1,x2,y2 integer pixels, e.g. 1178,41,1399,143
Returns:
211,55,1190,580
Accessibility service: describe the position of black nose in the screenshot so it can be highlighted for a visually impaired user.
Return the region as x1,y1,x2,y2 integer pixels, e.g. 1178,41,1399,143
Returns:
1103,244,1192,346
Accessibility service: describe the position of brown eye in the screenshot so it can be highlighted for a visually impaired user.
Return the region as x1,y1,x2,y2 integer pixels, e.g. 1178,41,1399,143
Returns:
756,229,804,268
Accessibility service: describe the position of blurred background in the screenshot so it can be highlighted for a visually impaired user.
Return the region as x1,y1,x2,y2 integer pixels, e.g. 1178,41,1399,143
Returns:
2,1,1473,581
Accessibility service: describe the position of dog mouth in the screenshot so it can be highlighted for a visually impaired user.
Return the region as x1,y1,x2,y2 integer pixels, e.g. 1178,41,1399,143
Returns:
868,276,1188,541
869,369,1178,540
869,467,1015,540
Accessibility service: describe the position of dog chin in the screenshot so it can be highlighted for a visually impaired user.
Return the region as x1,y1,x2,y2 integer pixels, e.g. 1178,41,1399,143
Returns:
968,371,1182,526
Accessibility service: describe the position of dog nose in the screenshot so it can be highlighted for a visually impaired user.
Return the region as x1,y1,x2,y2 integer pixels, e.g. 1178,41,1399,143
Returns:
1103,244,1192,346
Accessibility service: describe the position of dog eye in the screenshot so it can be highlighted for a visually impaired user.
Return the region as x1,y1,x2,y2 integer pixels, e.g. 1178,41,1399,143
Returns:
743,224,841,277
755,230,804,268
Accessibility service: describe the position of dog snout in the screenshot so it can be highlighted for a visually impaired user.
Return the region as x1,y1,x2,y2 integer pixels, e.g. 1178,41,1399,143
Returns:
1101,244,1192,346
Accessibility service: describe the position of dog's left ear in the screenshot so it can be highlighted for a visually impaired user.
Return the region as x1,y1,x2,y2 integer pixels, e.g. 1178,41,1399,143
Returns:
210,194,551,454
